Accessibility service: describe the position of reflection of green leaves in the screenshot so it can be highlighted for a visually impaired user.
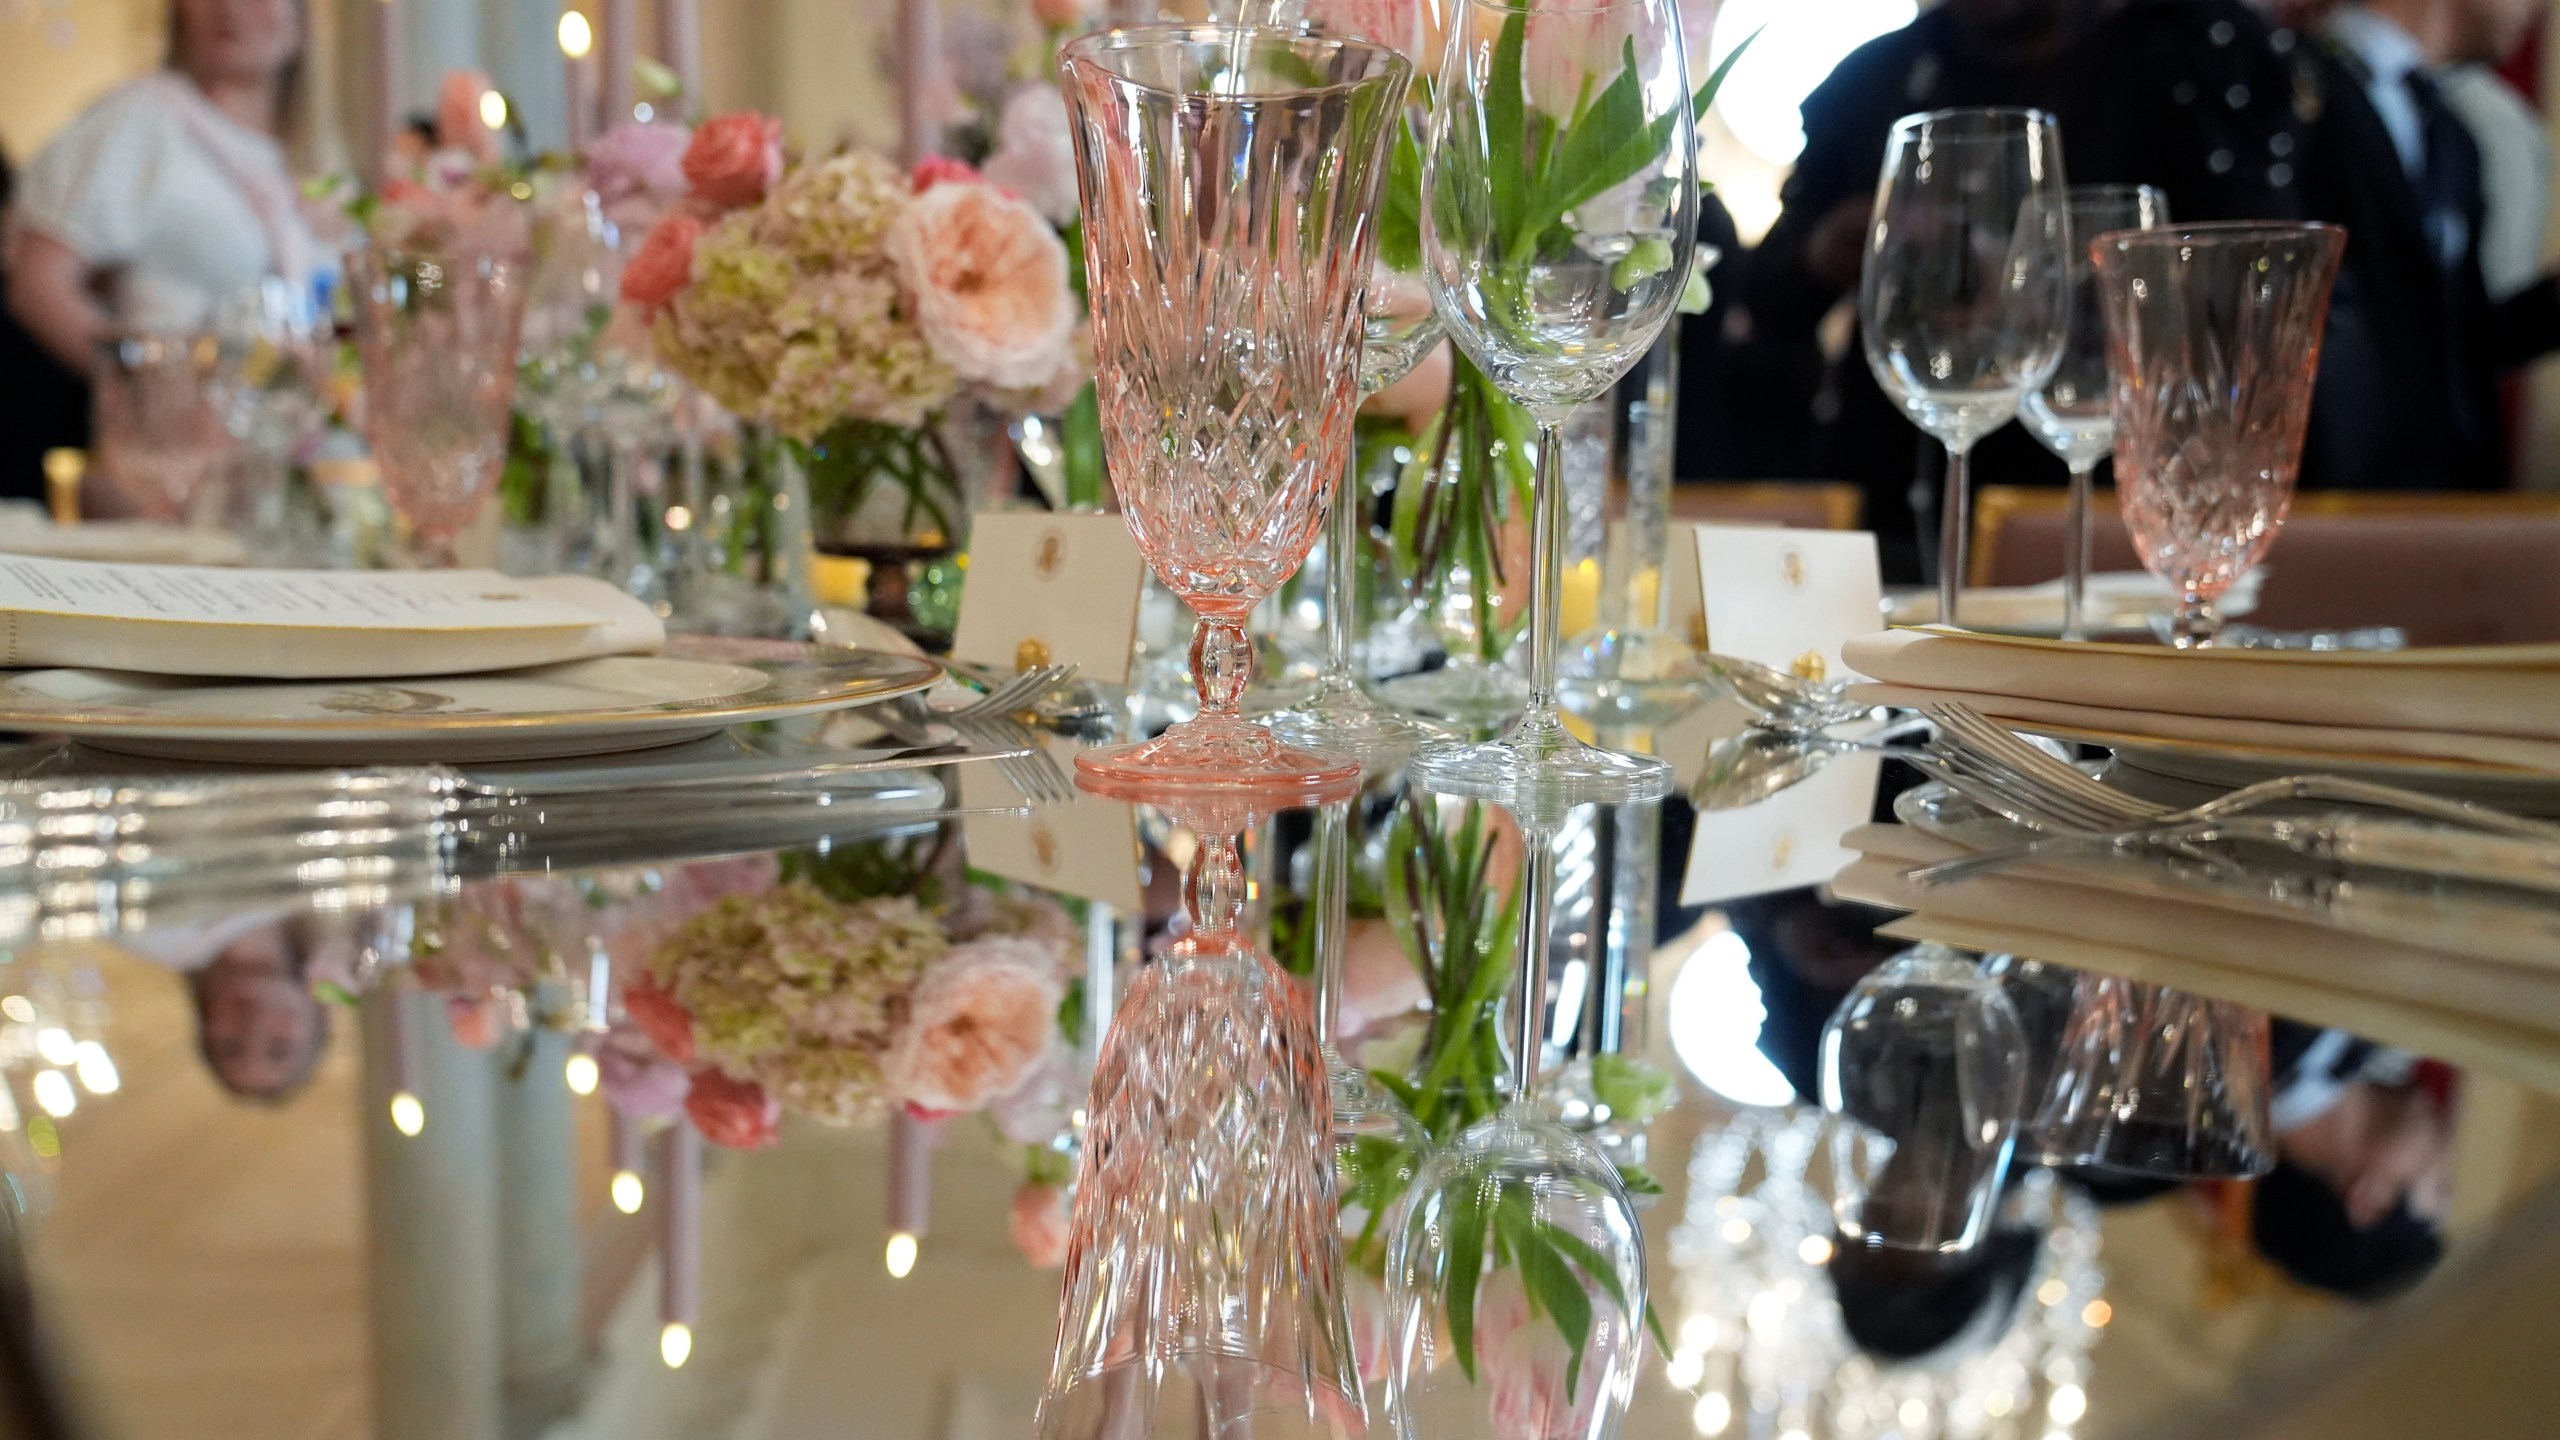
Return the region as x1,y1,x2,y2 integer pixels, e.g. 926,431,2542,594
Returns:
1377,122,1426,275
1591,1054,1678,1124
1615,1164,1665,1196
1444,1178,1487,1383
1485,12,1528,244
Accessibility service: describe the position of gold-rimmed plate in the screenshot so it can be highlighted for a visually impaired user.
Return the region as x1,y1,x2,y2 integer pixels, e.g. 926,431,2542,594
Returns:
1,636,944,763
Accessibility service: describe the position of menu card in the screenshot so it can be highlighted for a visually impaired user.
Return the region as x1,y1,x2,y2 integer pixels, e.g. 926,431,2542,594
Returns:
0,556,664,679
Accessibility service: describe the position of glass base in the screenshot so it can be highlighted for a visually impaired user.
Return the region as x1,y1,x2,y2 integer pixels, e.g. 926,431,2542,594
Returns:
1266,671,1446,756
1555,627,1718,728
1408,707,1673,810
1075,713,1360,806
1374,658,1529,730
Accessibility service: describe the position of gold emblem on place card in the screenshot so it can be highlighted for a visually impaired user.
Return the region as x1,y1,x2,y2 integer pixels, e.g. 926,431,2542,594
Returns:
1781,547,1808,591
1770,832,1795,872
1034,528,1067,581
1016,637,1053,672
1790,649,1828,683
1031,823,1060,874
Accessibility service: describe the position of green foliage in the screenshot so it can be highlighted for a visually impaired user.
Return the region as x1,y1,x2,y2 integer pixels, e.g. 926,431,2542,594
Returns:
1390,354,1536,663
802,417,964,547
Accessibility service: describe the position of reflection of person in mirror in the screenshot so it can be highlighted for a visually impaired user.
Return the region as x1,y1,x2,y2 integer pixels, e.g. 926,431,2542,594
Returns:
126,911,337,1102
2252,1029,2453,1301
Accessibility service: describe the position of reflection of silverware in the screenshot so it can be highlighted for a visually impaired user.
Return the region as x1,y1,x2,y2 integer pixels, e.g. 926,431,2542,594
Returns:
1698,653,1869,735
1691,713,1930,811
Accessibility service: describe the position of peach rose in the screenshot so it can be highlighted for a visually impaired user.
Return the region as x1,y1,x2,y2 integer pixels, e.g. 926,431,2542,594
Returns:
622,973,697,1064
1009,1181,1071,1268
685,1068,782,1149
436,70,501,165
683,112,785,209
1031,0,1090,29
911,154,981,193
885,937,1063,1114
620,212,703,312
886,180,1077,390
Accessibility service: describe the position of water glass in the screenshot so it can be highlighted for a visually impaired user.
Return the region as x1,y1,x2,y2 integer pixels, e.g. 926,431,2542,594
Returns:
350,250,528,567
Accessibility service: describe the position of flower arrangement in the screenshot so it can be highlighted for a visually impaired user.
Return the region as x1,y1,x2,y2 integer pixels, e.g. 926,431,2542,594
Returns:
350,70,535,259
618,113,1084,564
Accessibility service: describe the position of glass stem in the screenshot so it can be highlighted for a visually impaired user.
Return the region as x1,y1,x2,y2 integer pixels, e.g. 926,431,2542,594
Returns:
1527,420,1567,714
1937,438,1973,629
1325,447,1361,678
1509,824,1556,1101
1312,799,1350,1052
2062,459,2095,642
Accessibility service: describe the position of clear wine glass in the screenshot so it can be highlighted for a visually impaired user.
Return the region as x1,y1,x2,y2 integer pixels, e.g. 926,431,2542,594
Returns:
1388,796,1648,1440
204,278,332,558
349,249,528,568
2015,185,2167,640
1060,24,1411,798
1819,941,2028,1254
2030,975,2275,1178
2090,222,2346,647
1860,107,2072,631
1412,0,1698,809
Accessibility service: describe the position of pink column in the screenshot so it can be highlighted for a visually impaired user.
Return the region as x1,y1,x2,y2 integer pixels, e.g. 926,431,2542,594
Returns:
368,0,404,185
601,0,639,129
654,0,703,110
897,0,942,167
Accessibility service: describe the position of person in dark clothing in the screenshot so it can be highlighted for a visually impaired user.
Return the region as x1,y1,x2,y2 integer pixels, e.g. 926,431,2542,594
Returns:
0,152,91,507
2060,0,2560,490
1738,0,2102,583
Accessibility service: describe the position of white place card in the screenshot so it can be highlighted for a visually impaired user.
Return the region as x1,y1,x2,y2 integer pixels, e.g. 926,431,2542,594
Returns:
1663,524,1885,686
1679,750,1883,907
959,735,1145,911
952,511,1146,687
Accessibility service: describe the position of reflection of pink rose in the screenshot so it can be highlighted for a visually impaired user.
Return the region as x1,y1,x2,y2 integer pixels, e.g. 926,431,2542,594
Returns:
1348,1268,1396,1390
1009,1182,1071,1268
977,86,1080,225
1338,917,1430,1039
884,937,1063,1114
1362,337,1451,431
1477,1269,1605,1440
623,974,697,1064
437,70,501,165
1521,5,1651,119
585,118,694,228
1304,0,1441,65
686,1068,782,1149
987,1046,1074,1144
601,1038,691,1120
683,112,785,208
620,213,703,311
446,995,503,1050
886,181,1078,390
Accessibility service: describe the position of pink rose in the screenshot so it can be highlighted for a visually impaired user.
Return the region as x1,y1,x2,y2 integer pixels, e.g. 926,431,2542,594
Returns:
886,181,1077,390
622,973,697,1063
685,1068,782,1149
620,213,703,311
884,937,1063,1114
1336,917,1430,1040
601,1038,691,1120
683,112,784,209
911,154,982,193
436,70,502,165
1031,0,1091,29
585,118,694,230
1009,1181,1071,1268
1303,0,1441,66
1521,2,1658,120
977,86,1080,225
1361,337,1451,431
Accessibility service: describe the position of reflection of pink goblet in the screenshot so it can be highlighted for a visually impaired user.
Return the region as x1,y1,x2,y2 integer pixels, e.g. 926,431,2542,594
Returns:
1060,25,1411,798
2092,223,2345,647
350,250,527,568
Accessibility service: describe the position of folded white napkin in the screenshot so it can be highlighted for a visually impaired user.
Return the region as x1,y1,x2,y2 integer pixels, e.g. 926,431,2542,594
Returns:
1845,626,2560,771
1886,568,2263,629
1831,824,2560,1090
0,556,665,679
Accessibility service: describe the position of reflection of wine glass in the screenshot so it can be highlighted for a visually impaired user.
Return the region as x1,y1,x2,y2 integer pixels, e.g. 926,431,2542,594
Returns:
2031,975,2274,1178
1389,796,1648,1440
91,333,229,522
2091,223,2345,648
1042,776,1367,1440
1860,108,2071,631
1060,24,1411,797
2017,185,2167,640
350,250,528,567
1411,0,1698,809
1820,942,2027,1254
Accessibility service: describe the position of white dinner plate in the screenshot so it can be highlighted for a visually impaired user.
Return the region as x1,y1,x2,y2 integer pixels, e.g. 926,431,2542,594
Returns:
0,636,944,763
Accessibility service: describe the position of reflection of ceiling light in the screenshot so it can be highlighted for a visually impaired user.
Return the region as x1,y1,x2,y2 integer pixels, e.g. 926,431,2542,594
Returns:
557,10,592,58
885,1232,919,1279
1691,1392,1731,1436
659,1322,692,1368
1708,0,1921,166
1666,926,1798,1109
33,1028,75,1067
1,997,33,1023
611,1170,646,1214
478,89,509,131
564,1053,600,1096
72,1042,117,1096
31,1070,73,1119
390,1092,425,1137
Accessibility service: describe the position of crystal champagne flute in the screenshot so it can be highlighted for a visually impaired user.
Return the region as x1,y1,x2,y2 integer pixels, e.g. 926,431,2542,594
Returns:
1860,108,2072,630
2017,184,2167,639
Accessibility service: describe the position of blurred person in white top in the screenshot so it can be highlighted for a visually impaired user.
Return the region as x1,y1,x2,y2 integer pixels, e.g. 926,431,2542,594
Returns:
4,0,327,371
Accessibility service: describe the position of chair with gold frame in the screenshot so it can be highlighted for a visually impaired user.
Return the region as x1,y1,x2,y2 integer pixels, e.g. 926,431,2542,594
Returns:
1669,481,1863,531
1971,485,2560,645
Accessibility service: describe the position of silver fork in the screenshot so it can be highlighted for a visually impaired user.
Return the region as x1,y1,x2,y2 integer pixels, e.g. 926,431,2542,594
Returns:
1908,702,2560,887
872,663,1078,804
